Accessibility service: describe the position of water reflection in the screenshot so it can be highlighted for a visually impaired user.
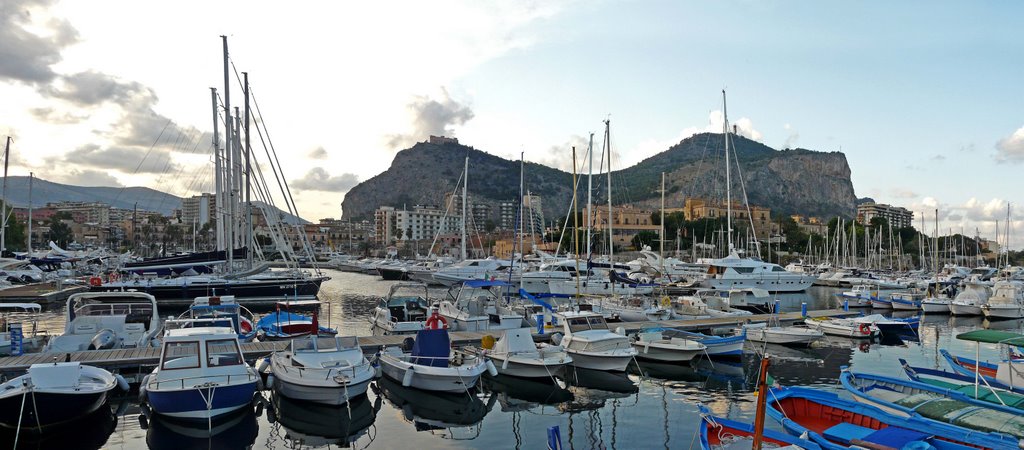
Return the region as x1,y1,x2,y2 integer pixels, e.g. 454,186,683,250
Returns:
560,368,637,413
0,399,119,449
268,391,380,448
373,377,495,439
145,405,259,450
481,374,573,408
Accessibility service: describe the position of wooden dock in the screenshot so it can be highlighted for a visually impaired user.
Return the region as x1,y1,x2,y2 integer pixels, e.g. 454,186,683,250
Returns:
0,308,853,377
0,282,87,306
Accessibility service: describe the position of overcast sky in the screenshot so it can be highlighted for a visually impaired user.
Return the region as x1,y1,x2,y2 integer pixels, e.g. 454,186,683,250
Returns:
2,1,1022,248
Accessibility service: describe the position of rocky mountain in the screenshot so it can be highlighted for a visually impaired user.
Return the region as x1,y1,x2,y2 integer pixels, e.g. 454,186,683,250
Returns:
0,176,182,214
341,133,858,222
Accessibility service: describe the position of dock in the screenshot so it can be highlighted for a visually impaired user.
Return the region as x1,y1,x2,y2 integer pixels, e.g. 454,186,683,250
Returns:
0,308,853,377
0,282,87,306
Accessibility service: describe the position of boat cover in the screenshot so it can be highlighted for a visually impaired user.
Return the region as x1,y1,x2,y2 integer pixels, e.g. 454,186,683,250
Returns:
411,329,450,368
956,329,1024,346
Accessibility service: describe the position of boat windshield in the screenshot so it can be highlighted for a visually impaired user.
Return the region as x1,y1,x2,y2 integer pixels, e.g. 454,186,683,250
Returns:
161,341,200,370
207,339,243,366
567,315,608,332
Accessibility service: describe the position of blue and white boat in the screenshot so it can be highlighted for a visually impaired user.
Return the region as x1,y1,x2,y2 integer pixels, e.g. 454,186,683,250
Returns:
664,329,745,357
142,327,259,421
175,296,257,342
888,292,924,311
255,300,337,341
767,386,1021,450
900,357,1024,402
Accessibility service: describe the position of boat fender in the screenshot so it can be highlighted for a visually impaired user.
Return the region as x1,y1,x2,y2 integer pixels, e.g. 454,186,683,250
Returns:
481,335,496,350
402,367,415,387
115,374,129,391
256,357,271,374
501,357,510,370
137,413,149,430
486,359,499,376
138,375,150,403
374,364,382,378
266,374,274,389
256,374,265,391
858,323,871,335
614,326,625,336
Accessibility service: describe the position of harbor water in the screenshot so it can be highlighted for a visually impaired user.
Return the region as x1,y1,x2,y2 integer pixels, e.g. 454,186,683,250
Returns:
4,269,1020,450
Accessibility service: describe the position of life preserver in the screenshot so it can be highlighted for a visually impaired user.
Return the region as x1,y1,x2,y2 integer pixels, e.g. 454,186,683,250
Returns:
858,323,871,335
240,318,253,334
89,276,103,287
424,313,448,330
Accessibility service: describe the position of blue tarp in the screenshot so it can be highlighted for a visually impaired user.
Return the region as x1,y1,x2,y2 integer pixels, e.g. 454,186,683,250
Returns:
411,329,450,367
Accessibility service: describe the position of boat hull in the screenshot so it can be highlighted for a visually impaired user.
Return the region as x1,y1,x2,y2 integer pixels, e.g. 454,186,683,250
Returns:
949,303,983,316
147,381,258,420
379,359,484,393
632,343,702,362
274,377,371,406
92,276,325,303
0,389,110,429
489,357,567,378
920,301,951,313
565,352,632,371
983,305,1024,319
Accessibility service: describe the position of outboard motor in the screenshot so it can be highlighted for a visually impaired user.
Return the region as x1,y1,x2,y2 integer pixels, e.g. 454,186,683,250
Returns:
88,329,117,350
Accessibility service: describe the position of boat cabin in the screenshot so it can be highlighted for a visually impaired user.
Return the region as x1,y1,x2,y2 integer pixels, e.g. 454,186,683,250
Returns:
561,312,610,333
381,283,431,322
52,292,159,351
288,335,363,367
157,327,244,372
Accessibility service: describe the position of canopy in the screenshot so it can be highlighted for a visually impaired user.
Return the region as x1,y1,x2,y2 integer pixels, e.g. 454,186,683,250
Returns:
0,303,42,311
956,329,1024,346
463,279,512,288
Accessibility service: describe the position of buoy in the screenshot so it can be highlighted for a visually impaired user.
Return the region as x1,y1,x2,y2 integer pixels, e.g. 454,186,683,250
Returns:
374,365,382,378
89,276,103,287
115,374,129,392
266,374,275,389
481,335,496,350
402,367,415,387
486,359,499,377
138,374,151,403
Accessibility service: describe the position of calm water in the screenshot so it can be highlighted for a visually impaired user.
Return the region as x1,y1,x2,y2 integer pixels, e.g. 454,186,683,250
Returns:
5,270,1022,450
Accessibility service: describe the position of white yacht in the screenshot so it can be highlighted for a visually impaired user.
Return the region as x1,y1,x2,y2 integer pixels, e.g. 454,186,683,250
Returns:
949,282,992,316
672,289,753,318
555,311,637,371
437,280,524,332
268,335,375,405
982,281,1024,319
404,259,455,285
431,258,520,286
601,295,674,322
701,252,816,293
45,292,161,353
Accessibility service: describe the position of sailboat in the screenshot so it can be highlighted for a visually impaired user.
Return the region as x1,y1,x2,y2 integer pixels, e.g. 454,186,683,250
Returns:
700,92,816,293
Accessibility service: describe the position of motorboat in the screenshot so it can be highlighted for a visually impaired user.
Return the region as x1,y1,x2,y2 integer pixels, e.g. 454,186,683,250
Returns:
701,252,816,293
431,258,520,286
767,386,1020,450
175,296,256,342
368,282,431,335
697,404,821,450
982,281,1024,320
803,317,879,339
743,323,823,347
888,292,924,311
44,291,161,353
555,311,637,371
853,314,918,336
142,327,259,420
464,327,570,378
268,335,375,405
664,329,746,357
0,257,47,283
0,303,46,355
920,295,951,314
630,329,706,362
0,361,127,429
437,280,524,332
377,324,495,393
869,295,893,309
672,289,755,318
255,300,337,341
404,259,454,286
601,295,674,322
949,282,992,316
836,284,876,308
376,261,411,281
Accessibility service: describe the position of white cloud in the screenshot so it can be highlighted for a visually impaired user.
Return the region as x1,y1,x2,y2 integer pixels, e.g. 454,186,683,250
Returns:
385,88,475,150
995,125,1024,163
291,168,360,193
782,123,799,149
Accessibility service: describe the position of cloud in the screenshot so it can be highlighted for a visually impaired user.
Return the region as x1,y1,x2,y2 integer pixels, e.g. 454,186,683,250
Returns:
48,70,153,106
995,125,1024,163
528,134,599,172
889,188,917,199
782,123,799,149
308,146,328,159
959,143,976,153
930,154,946,162
29,107,86,124
291,168,360,192
0,0,78,84
386,88,475,150
58,144,181,174
59,169,122,187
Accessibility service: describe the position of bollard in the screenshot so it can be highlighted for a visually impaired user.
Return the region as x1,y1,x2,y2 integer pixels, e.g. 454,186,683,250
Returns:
843,299,849,311
801,302,807,317
773,299,780,314
547,425,563,450
536,314,545,334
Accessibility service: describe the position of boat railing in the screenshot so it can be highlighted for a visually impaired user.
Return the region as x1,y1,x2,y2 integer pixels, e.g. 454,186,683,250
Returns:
276,358,373,380
149,371,258,390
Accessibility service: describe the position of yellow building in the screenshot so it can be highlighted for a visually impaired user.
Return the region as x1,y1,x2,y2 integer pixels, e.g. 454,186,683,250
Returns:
587,205,660,249
667,198,776,240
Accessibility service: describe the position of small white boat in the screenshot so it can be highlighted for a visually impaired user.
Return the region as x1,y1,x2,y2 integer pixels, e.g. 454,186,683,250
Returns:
0,303,46,355
949,282,991,316
603,296,674,322
672,290,753,318
870,297,893,309
630,330,706,362
555,311,637,371
368,282,432,335
45,291,161,353
919,296,951,314
378,324,495,393
743,323,823,347
268,335,376,405
889,292,924,311
804,317,879,339
982,281,1024,320
0,361,127,429
465,328,570,378
437,280,524,332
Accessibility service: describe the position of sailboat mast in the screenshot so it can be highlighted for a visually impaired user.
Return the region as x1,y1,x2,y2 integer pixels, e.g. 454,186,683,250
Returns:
605,119,613,261
27,172,32,252
722,90,733,254
660,172,665,274
461,156,468,260
586,132,594,259
221,35,234,267
243,72,253,269
210,88,224,252
0,136,9,253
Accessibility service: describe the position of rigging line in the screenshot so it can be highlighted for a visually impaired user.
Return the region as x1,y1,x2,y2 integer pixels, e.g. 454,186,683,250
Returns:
726,131,761,258
246,83,301,220
150,130,205,214
112,117,173,206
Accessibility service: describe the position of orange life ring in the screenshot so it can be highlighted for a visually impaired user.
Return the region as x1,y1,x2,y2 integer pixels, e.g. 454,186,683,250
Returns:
424,313,448,330
858,323,871,335
89,276,103,287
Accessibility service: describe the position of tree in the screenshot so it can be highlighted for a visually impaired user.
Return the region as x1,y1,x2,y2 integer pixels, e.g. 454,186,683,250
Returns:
631,230,659,250
48,217,73,248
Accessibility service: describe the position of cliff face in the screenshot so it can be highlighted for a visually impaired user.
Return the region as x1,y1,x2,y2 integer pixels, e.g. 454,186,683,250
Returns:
341,133,857,222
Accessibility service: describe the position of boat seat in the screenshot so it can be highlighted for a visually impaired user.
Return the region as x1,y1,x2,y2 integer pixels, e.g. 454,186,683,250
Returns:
823,423,876,444
853,427,931,450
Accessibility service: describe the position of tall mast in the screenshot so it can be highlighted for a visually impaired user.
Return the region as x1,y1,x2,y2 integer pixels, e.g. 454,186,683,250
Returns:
722,90,733,254
604,119,613,260
0,136,9,252
221,35,234,266
210,88,224,251
27,172,32,252
660,171,665,274
586,132,594,259
243,72,253,269
461,156,467,260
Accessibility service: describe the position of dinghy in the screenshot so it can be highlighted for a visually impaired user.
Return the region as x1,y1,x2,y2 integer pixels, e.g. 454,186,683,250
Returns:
698,404,821,450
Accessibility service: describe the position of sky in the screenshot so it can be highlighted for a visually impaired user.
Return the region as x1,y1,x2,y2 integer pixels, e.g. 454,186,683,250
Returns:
1,0,1023,249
